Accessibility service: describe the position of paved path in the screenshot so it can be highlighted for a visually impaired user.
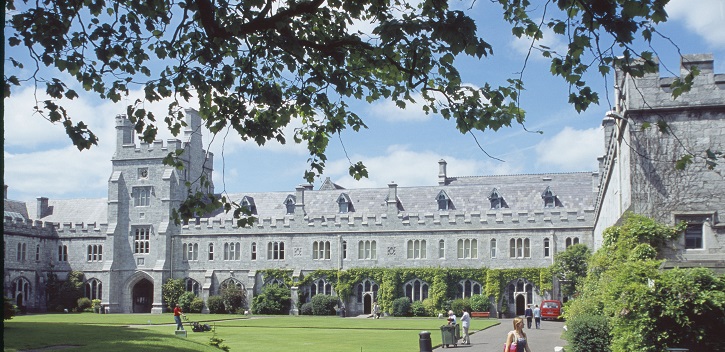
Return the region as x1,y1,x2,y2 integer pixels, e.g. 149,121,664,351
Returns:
434,319,567,352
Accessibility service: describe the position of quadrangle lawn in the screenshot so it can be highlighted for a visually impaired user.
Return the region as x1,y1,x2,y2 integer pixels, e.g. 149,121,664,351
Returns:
3,313,500,351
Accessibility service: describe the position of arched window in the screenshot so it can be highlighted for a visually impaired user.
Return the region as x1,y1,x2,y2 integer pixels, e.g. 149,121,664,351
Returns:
58,244,68,262
436,191,450,211
35,244,40,261
404,279,429,302
439,240,445,259
208,243,214,260
219,278,244,295
490,239,497,258
251,242,257,260
459,279,483,298
85,278,102,300
358,240,377,259
87,244,103,262
565,237,572,248
185,278,201,296
313,241,331,260
407,239,427,259
355,279,379,303
12,277,31,308
543,238,550,257
509,238,531,258
267,241,285,260
310,278,333,297
224,242,240,260
457,239,478,259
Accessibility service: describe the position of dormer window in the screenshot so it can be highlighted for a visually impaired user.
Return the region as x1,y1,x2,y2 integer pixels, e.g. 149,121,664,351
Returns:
541,186,560,208
284,195,296,215
337,193,353,213
436,191,451,211
488,188,507,209
241,196,257,215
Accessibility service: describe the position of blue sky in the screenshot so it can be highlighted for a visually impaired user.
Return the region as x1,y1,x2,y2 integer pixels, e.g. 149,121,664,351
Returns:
4,0,725,203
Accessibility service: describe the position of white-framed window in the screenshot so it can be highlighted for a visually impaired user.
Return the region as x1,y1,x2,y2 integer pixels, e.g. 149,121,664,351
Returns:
224,242,240,260
358,240,377,260
313,241,331,260
85,278,102,300
356,279,379,303
490,239,497,258
87,244,103,262
439,240,445,259
459,280,483,298
543,238,550,257
17,243,27,261
457,239,478,259
134,227,150,254
208,243,214,261
251,242,257,260
267,241,285,260
58,244,68,262
509,238,530,258
133,186,152,207
310,278,333,297
407,239,427,259
404,279,429,302
183,243,199,261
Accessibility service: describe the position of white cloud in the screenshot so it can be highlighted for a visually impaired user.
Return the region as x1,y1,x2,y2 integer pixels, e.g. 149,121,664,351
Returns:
535,127,602,171
509,25,568,60
367,94,432,122
667,0,725,48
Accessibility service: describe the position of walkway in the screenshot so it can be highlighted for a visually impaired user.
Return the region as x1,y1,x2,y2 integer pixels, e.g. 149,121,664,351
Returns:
435,318,567,352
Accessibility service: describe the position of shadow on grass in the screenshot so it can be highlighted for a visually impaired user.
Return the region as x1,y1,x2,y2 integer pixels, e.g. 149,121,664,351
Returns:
4,322,212,352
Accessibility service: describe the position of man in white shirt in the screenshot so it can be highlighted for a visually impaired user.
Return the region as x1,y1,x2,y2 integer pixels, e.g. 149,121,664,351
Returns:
533,304,541,329
460,308,471,345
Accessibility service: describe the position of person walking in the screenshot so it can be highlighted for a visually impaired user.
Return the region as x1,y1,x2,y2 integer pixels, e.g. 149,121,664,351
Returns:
373,302,381,319
524,304,533,329
533,304,541,329
505,317,533,352
173,304,185,331
460,308,471,345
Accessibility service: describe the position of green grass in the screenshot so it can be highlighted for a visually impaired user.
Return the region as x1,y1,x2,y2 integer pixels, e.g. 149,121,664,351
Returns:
3,313,500,351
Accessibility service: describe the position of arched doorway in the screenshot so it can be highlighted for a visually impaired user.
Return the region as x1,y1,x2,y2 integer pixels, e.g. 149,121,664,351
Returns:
363,294,372,314
515,294,526,315
132,279,153,313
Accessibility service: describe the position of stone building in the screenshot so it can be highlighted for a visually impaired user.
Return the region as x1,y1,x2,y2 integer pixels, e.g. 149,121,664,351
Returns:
4,53,724,315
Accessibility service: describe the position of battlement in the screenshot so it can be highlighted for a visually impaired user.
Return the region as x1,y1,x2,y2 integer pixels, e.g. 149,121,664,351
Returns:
3,217,57,237
55,221,108,234
617,53,725,111
115,138,184,158
180,208,595,235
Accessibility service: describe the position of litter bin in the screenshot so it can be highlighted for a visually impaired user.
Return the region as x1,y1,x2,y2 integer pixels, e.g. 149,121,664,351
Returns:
440,324,458,348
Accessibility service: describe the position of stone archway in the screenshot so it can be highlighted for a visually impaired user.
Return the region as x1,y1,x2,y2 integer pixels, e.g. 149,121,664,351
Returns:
132,278,153,313
515,294,526,316
363,293,372,314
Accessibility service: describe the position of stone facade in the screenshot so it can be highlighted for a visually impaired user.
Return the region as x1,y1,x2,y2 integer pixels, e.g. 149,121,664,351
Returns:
5,53,724,316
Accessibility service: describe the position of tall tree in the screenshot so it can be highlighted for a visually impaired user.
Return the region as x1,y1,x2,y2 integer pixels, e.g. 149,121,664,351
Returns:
4,0,693,224
551,243,590,297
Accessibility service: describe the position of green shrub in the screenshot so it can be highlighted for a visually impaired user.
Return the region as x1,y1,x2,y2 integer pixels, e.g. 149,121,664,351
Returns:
450,298,470,315
565,315,611,352
190,297,204,313
470,295,491,312
162,279,185,311
77,297,92,311
392,297,411,317
422,299,438,317
252,285,291,315
410,301,427,317
206,296,225,314
310,294,337,316
4,297,17,320
300,302,313,315
178,292,197,312
221,285,247,313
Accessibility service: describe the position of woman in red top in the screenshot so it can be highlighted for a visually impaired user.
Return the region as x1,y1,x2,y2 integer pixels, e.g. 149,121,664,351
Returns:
173,304,184,330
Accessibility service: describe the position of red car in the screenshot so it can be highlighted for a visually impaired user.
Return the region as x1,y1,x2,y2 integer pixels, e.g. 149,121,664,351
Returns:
540,300,562,320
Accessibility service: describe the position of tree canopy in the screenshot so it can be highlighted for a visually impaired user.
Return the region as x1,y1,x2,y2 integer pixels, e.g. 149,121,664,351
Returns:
5,0,688,223
551,243,590,297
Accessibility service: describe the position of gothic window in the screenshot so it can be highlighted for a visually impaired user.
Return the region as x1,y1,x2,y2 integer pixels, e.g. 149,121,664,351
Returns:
404,279,429,302
35,244,40,261
17,243,26,261
356,279,379,303
509,238,530,258
224,242,240,260
541,186,560,208
457,239,478,259
251,242,257,260
58,244,68,262
407,239,427,259
439,240,445,259
490,239,497,258
185,278,200,296
134,227,150,254
459,279,483,298
436,191,450,211
337,193,353,213
219,278,244,294
267,241,285,260
565,237,579,249
284,195,296,214
543,238,550,257
183,243,199,261
313,241,331,260
87,244,103,262
208,243,214,261
133,186,152,207
342,241,347,259
241,196,257,215
85,279,102,300
488,188,508,209
358,240,377,260
310,278,333,297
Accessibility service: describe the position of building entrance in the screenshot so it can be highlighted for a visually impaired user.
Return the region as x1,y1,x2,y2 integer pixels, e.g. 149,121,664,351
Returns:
132,279,153,313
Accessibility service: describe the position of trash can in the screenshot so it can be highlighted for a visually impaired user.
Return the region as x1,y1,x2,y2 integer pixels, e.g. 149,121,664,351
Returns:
440,324,458,348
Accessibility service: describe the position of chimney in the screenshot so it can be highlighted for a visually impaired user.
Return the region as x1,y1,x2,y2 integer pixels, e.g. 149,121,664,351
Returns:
602,112,618,151
36,197,49,218
387,182,398,214
295,185,306,215
438,159,448,186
